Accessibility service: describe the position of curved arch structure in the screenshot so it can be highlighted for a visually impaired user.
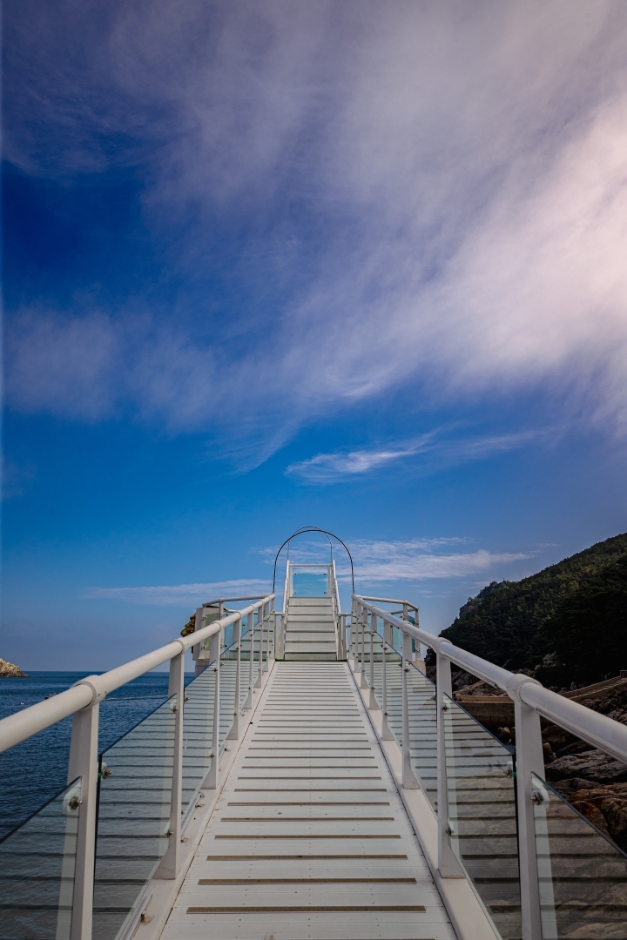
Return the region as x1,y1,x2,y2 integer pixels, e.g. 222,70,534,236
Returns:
272,526,355,593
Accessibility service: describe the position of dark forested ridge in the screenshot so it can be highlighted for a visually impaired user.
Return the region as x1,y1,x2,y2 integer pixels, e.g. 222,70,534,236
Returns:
438,533,627,687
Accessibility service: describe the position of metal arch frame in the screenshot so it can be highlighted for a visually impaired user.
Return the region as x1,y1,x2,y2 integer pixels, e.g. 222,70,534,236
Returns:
271,526,355,593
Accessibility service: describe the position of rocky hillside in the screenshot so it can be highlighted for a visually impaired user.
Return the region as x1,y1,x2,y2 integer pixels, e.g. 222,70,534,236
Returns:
435,532,627,685
0,657,27,677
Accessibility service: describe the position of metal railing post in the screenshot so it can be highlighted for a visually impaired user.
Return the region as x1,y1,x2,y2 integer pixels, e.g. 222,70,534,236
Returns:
67,696,100,940
205,628,222,789
255,608,263,688
245,611,255,709
360,606,369,690
402,602,413,661
349,600,356,664
369,614,379,709
436,651,464,877
264,602,270,672
227,615,242,740
273,608,278,660
510,677,545,940
401,631,419,789
380,621,394,741
156,648,185,879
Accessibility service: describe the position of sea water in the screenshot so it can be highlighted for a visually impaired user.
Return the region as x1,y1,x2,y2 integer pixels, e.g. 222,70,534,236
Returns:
0,671,193,841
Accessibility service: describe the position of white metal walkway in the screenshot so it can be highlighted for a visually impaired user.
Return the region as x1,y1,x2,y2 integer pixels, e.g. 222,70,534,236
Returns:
3,535,627,940
161,662,454,940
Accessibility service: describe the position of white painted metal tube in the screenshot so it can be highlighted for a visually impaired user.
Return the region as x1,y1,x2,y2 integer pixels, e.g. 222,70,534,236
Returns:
0,595,274,755
520,681,627,766
0,685,93,754
359,595,419,607
357,597,627,764
67,702,99,940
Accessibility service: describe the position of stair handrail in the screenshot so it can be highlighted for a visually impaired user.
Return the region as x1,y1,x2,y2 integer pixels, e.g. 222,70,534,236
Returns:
0,594,274,754
355,595,627,764
353,592,627,940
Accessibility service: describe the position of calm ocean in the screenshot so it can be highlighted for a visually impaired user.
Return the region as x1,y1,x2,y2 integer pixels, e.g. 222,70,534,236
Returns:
0,671,193,841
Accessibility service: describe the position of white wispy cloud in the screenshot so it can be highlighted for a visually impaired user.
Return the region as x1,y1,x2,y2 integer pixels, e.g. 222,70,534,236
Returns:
6,3,627,446
84,538,528,606
84,579,271,607
287,430,543,483
341,539,531,584
263,536,530,583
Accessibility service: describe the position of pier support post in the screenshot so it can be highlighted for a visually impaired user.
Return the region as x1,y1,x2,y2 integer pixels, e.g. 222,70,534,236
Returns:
369,614,379,710
510,677,545,940
401,632,419,790
436,652,464,877
227,615,242,740
206,628,222,789
255,608,264,688
67,696,100,940
380,620,394,740
244,611,255,709
156,648,185,879
360,607,369,690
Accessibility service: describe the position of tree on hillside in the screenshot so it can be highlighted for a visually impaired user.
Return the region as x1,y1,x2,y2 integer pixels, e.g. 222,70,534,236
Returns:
534,554,627,686
431,533,627,681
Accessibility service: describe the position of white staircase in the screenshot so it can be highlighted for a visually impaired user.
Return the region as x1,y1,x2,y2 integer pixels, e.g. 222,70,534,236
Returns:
283,596,338,661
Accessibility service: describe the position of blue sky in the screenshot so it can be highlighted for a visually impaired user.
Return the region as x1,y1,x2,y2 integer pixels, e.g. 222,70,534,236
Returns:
3,1,627,671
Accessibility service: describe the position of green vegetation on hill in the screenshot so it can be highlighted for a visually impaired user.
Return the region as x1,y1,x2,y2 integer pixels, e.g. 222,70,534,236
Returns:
535,553,627,686
437,533,627,685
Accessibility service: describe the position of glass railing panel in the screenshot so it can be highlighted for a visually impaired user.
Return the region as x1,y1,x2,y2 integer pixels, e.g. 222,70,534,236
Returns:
181,667,217,813
219,639,240,752
406,663,438,809
222,619,236,652
291,571,329,596
240,629,260,692
391,624,403,654
443,691,520,940
93,697,175,940
0,778,81,940
358,623,369,674
382,643,403,744
263,611,275,661
370,627,384,704
531,772,627,939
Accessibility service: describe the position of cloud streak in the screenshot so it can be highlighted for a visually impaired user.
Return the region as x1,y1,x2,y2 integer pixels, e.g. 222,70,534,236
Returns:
84,579,272,607
6,2,627,448
84,537,529,606
340,539,531,584
286,430,543,483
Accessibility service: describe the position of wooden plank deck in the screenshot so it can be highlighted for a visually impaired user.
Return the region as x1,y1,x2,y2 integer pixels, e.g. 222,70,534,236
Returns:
160,662,456,940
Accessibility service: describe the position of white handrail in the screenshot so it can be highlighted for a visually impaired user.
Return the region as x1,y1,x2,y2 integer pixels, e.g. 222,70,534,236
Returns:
353,592,627,940
357,597,627,763
359,595,419,610
0,595,274,755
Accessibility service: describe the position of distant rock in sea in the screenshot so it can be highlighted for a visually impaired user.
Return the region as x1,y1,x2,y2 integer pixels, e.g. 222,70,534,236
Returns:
0,658,28,677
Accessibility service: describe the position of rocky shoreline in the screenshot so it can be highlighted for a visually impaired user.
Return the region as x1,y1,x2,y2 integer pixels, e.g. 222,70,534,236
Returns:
0,657,28,678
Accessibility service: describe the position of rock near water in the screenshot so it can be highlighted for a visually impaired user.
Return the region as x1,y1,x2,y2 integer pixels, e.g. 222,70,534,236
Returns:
0,658,28,678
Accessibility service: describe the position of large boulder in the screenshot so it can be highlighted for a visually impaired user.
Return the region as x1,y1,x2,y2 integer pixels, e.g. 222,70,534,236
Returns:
546,749,627,785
